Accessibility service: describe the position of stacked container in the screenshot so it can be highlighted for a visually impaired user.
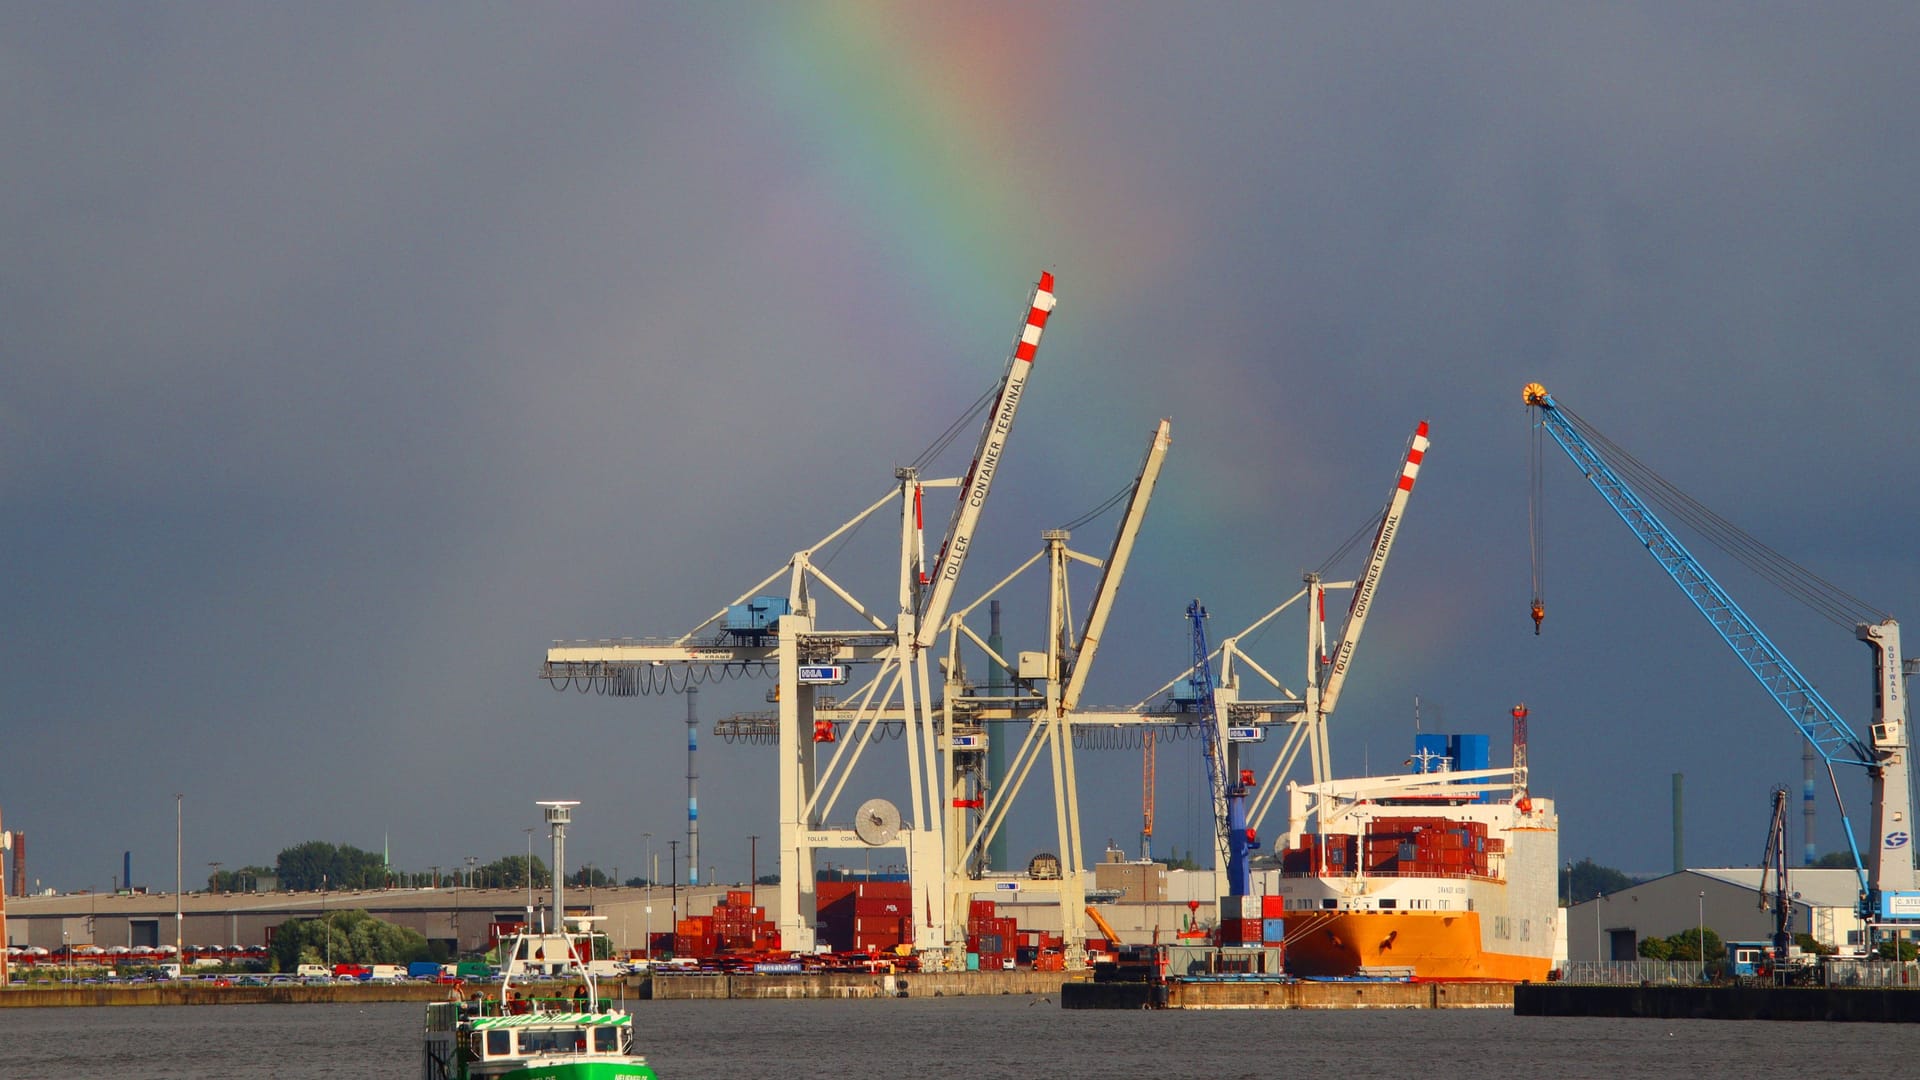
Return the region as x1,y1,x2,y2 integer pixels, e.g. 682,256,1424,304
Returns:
816,881,913,952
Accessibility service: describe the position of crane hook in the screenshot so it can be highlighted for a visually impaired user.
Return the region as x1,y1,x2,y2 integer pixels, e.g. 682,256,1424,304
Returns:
1531,601,1545,635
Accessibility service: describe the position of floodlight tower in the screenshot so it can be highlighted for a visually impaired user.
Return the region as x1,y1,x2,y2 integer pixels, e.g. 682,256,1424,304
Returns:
539,801,579,934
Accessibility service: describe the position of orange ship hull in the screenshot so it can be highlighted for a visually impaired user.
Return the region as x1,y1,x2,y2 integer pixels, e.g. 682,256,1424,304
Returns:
1284,910,1551,982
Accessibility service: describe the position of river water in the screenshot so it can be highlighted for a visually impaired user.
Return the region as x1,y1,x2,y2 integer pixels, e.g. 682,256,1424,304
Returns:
3,996,1913,1078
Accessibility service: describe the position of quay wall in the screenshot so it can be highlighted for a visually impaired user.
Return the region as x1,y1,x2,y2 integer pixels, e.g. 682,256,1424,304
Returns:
1063,981,1514,1010
643,970,1081,1000
1516,984,1920,1022
0,982,456,1008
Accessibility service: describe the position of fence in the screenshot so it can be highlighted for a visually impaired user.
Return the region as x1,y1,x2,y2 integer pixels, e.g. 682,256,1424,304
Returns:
1556,960,1706,986
1821,959,1920,988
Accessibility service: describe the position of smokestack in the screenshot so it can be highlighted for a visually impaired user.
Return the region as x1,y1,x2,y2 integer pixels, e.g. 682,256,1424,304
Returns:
687,687,699,887
125,851,132,893
1804,742,1818,866
10,832,22,898
1672,772,1684,873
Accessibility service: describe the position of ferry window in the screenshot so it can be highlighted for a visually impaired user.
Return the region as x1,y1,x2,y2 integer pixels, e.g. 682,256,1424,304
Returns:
1379,899,1397,910
519,1028,588,1054
594,1026,619,1052
1322,899,1337,909
486,1031,511,1057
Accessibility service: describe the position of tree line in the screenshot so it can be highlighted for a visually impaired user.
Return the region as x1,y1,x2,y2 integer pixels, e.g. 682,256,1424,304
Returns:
204,840,693,893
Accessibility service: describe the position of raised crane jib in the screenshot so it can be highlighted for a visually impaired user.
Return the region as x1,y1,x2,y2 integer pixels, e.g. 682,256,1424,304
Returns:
914,272,1057,650
1320,419,1429,717
1522,382,1915,913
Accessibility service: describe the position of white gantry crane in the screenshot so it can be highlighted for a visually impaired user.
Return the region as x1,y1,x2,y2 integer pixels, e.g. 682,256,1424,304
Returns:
930,418,1172,966
1078,420,1429,894
544,272,1056,965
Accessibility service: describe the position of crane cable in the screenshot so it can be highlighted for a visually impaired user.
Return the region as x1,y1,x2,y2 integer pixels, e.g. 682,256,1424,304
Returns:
1529,409,1546,633
1558,406,1886,630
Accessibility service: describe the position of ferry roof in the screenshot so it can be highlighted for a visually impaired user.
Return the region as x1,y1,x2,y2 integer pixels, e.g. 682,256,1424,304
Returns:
471,1013,632,1029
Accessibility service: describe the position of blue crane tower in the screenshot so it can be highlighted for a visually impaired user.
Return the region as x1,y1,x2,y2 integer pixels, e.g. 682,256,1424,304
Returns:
1186,600,1255,897
1524,383,1919,934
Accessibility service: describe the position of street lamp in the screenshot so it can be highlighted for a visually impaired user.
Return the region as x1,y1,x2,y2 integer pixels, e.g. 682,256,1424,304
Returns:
1698,890,1706,970
749,835,759,911
1595,892,1605,962
174,794,183,970
322,873,331,971
524,829,536,933
643,833,653,960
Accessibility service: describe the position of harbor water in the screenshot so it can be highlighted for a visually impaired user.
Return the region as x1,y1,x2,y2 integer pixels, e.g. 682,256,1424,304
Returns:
3,996,1912,1078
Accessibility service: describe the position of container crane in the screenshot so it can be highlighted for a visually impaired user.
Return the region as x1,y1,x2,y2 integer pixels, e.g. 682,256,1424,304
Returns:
914,272,1056,652
1187,600,1255,896
1523,382,1920,935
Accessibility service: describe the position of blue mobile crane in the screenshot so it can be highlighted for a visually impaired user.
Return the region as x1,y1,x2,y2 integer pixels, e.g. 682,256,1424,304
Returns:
1524,383,1920,940
1185,599,1256,896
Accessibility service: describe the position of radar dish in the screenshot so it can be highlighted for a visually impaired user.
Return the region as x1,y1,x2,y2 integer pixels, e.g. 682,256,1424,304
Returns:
854,798,901,847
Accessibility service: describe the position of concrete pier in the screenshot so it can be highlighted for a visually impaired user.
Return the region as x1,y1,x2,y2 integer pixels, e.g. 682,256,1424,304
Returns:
1062,980,1515,1010
1515,983,1920,1022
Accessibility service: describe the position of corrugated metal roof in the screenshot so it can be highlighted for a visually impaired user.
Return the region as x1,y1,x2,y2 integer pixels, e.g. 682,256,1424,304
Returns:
1690,867,1862,910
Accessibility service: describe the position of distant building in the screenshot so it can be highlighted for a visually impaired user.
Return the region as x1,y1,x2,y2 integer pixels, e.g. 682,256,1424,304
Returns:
1566,868,1865,961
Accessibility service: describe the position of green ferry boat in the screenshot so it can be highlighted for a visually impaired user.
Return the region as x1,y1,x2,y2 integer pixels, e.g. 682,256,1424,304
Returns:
423,801,657,1080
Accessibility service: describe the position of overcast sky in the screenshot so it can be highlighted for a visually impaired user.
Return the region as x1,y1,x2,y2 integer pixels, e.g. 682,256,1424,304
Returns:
5,3,1919,894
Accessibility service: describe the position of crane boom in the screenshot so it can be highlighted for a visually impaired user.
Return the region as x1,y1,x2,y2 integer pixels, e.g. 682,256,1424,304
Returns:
1319,419,1429,716
1761,787,1793,957
1061,418,1173,712
915,272,1057,650
1524,382,1917,921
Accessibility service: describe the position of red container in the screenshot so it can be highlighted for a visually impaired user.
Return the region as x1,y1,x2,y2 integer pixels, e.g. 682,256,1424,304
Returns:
1261,894,1287,919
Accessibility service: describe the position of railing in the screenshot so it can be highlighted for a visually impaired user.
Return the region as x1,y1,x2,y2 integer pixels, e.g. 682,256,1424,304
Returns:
1556,960,1706,985
1822,959,1920,987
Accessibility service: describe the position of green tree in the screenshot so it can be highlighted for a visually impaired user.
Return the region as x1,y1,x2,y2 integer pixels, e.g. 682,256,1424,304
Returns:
275,842,388,891
1811,851,1858,869
1638,936,1673,960
569,866,611,888
476,855,549,889
207,864,275,892
1565,858,1637,904
1875,938,1919,961
1793,933,1835,956
269,910,430,971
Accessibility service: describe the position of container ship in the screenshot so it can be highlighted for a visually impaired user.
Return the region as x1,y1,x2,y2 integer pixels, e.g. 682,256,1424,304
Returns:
1265,731,1558,981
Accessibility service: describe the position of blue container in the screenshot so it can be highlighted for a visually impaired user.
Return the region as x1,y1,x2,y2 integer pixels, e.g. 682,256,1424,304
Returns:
1412,733,1451,773
1262,918,1285,943
1450,733,1491,802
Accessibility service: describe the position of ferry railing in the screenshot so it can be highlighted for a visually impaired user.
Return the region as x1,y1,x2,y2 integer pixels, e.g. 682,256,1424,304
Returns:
1557,960,1706,985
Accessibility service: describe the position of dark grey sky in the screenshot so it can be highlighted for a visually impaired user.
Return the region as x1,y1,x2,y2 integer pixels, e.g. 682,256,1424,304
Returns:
4,4,1918,892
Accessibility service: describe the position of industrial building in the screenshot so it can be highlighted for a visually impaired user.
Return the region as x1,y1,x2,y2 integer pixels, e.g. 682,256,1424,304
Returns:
1566,868,1866,962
